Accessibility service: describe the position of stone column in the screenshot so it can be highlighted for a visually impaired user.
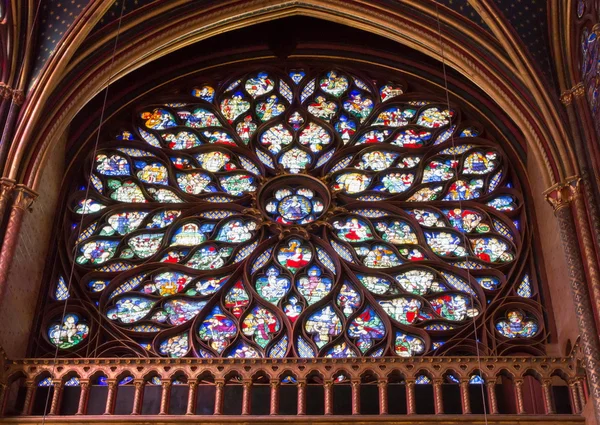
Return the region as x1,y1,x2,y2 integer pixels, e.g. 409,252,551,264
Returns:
486,378,499,414
569,378,583,414
186,382,197,415
432,378,444,414
405,379,416,415
48,380,63,415
460,379,471,414
103,380,117,415
213,380,224,415
21,381,35,416
377,379,388,415
545,178,600,423
514,379,526,415
323,380,333,415
0,185,36,307
269,380,279,415
542,379,555,414
158,382,170,415
131,380,144,415
297,380,306,415
76,381,90,415
351,379,360,415
241,380,251,415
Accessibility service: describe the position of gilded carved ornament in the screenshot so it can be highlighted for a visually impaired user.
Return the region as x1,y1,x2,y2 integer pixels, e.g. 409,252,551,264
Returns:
544,177,581,212
561,83,586,106
11,185,37,211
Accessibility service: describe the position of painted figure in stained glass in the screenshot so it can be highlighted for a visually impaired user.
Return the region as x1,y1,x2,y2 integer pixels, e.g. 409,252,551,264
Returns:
333,173,371,193
416,108,453,128
444,179,483,201
357,151,398,171
245,72,275,97
256,95,286,121
188,276,228,296
196,151,234,172
337,282,361,316
164,131,201,150
284,297,303,322
379,298,422,324
348,308,385,352
186,109,222,128
335,115,357,143
224,281,250,317
496,310,538,338
394,332,425,357
357,274,393,295
380,84,404,101
260,125,293,154
159,333,189,358
380,173,414,193
107,297,156,323
48,314,89,349
429,294,470,321
141,109,176,130
299,123,331,152
145,272,192,296
375,220,418,244
355,245,401,268
106,211,147,235
96,154,130,175
236,115,257,143
255,267,291,304
425,231,468,257
277,240,312,272
164,300,207,325
279,149,311,173
308,96,337,121
192,85,215,102
216,220,257,243
297,266,333,304
242,306,280,347
423,159,457,183
220,92,250,123
108,180,146,203
392,129,431,148
444,209,483,233
471,237,513,263
395,269,435,295
333,218,374,242
343,90,374,122
186,246,232,270
319,71,349,97
136,161,168,185
198,307,237,353
305,305,342,348
219,174,256,196
373,107,414,127
77,240,118,265
171,223,206,246
463,151,498,174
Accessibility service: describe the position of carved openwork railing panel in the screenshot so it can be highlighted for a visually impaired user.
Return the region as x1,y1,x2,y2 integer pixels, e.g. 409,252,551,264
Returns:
0,356,585,419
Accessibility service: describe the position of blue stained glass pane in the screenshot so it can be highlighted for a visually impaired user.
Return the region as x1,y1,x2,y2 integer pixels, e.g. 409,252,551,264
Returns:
55,276,70,301
415,375,431,385
65,377,80,387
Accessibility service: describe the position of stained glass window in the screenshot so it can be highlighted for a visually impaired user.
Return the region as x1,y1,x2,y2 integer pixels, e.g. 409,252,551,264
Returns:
41,66,545,358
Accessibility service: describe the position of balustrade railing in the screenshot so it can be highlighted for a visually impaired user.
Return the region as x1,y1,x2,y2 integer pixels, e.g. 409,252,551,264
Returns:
0,356,587,421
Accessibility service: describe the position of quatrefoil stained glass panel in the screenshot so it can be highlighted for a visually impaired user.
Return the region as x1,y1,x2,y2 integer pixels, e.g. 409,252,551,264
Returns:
43,67,545,358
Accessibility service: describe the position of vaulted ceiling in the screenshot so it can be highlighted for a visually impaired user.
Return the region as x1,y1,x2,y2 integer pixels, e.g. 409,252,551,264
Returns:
30,0,554,85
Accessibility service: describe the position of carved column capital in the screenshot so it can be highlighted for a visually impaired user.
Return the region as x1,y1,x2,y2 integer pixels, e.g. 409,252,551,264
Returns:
12,185,37,211
544,177,581,212
560,90,573,106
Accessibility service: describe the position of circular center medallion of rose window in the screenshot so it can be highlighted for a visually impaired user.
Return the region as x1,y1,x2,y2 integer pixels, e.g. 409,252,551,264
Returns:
259,175,330,225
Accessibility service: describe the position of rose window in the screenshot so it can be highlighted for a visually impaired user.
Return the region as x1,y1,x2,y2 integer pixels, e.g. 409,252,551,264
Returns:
42,67,545,359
